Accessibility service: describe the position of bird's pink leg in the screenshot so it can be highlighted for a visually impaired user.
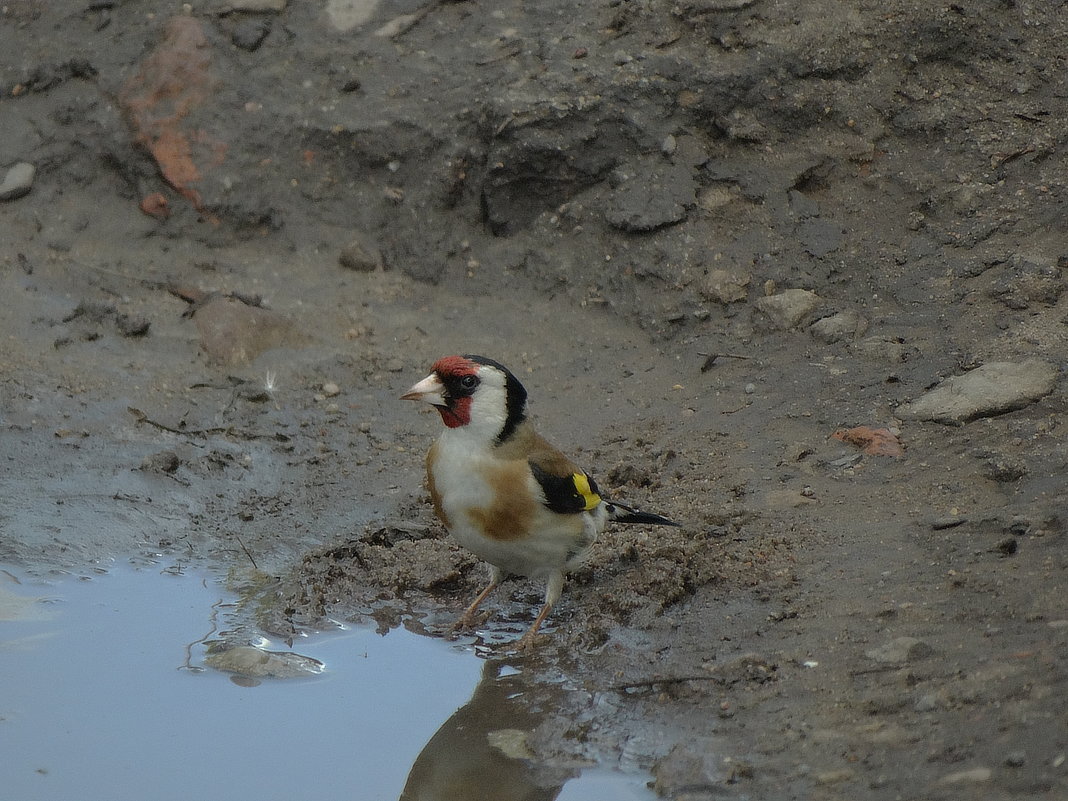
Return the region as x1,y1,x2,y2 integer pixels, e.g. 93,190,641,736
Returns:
515,570,564,651
451,567,502,634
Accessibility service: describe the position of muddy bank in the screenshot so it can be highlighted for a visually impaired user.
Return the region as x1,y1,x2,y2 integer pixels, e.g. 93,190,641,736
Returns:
2,0,1067,798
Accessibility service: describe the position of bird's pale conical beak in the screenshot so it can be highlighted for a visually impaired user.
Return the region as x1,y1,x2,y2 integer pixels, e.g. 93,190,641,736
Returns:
401,373,445,403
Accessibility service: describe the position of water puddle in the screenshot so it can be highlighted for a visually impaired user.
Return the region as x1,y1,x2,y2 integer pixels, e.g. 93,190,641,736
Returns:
0,565,655,800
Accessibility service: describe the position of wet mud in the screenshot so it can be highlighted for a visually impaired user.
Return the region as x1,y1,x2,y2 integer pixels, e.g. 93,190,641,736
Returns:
2,0,1067,797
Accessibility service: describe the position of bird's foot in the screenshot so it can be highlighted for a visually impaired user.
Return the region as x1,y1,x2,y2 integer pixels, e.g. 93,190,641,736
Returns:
513,631,543,652
447,610,484,639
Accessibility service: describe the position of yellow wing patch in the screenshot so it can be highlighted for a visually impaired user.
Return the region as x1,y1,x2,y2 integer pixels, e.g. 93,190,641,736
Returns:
572,472,601,511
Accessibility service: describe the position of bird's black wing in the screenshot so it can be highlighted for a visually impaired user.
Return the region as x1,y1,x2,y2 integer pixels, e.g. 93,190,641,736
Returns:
528,462,602,515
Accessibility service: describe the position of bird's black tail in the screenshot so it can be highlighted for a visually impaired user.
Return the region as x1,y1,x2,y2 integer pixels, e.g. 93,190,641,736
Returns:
605,501,680,527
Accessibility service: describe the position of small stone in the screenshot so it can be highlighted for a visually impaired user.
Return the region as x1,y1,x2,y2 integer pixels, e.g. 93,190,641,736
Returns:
1004,751,1027,767
993,536,1018,556
0,162,36,201
938,767,992,784
815,769,854,785
141,450,180,473
339,238,380,271
139,193,170,220
809,310,869,343
701,268,751,304
204,643,324,678
865,636,933,664
828,454,862,468
374,13,419,38
661,134,677,155
755,289,822,329
744,383,755,394
115,313,151,337
930,516,966,530
326,0,376,31
321,381,341,397
896,359,1058,424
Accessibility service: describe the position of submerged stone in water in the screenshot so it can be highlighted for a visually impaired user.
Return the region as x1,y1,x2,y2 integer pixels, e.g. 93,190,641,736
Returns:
204,643,324,678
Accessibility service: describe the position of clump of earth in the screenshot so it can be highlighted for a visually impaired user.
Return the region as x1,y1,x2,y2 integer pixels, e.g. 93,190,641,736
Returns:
2,0,1065,797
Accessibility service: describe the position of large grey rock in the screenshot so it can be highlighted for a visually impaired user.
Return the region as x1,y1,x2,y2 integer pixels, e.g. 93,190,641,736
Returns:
897,359,1058,424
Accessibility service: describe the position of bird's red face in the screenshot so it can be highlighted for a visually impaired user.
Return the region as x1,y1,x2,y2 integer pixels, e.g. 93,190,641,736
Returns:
401,356,482,428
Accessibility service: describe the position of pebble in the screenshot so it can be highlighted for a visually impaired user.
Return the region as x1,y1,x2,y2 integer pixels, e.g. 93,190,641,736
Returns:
701,268,751,305
896,359,1058,424
1004,750,1026,767
141,450,180,473
828,454,862,468
930,515,966,530
808,310,869,343
865,636,933,664
0,162,36,201
326,0,377,31
338,238,380,271
115,313,151,337
204,644,323,678
938,766,992,784
814,769,854,785
321,381,341,397
755,289,821,330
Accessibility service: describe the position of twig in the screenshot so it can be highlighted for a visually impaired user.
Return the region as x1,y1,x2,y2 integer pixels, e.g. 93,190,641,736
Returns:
234,534,259,570
127,407,227,437
699,352,752,372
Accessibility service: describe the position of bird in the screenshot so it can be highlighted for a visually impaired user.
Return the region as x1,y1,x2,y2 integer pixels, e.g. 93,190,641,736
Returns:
401,354,680,650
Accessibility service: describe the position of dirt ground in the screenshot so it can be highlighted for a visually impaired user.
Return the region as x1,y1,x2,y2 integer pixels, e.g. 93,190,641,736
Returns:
2,0,1066,797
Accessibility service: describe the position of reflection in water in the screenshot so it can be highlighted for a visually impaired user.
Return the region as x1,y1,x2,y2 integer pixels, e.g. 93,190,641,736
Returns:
401,659,575,801
0,566,653,800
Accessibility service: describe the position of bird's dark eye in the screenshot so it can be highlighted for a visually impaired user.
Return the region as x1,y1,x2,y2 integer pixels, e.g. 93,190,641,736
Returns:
460,375,479,390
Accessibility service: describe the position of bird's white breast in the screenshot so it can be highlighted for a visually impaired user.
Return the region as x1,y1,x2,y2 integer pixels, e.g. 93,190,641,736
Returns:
428,429,604,578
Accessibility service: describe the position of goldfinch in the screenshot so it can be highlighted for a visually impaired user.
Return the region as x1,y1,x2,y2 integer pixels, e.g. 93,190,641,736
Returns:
402,354,679,650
